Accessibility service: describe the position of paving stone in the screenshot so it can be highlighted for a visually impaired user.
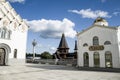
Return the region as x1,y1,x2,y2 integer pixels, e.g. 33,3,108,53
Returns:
0,63,120,80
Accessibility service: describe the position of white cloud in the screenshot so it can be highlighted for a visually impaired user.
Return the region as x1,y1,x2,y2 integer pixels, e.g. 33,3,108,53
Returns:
8,0,25,3
113,12,120,16
24,18,76,38
49,47,56,52
69,9,111,19
36,43,43,48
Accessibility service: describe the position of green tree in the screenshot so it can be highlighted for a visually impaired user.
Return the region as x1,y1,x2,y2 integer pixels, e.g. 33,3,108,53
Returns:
40,51,53,59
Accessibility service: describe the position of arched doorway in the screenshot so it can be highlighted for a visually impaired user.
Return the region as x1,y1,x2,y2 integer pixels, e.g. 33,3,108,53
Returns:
105,51,112,68
0,48,5,65
0,43,11,65
83,52,89,67
94,52,100,67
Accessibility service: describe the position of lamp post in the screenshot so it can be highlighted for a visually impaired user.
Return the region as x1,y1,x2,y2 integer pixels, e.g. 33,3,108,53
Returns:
32,39,37,61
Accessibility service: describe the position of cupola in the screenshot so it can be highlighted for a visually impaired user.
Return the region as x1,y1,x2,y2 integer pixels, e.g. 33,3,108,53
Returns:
93,17,108,26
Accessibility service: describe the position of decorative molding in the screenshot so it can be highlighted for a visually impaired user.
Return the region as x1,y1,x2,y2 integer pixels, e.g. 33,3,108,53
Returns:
89,45,104,51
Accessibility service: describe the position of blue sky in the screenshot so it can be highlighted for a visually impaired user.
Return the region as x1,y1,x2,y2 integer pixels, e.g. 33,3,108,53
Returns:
8,0,120,54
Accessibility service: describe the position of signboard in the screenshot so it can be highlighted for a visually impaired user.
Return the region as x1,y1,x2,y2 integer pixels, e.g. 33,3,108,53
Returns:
89,45,104,51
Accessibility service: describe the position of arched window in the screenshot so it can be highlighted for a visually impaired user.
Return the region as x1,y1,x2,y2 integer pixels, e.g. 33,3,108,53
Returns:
0,28,1,32
0,28,1,38
7,30,12,39
83,52,89,67
1,28,6,38
104,41,111,45
14,49,17,58
105,51,112,68
83,43,88,47
0,28,12,39
93,36,99,45
94,52,100,67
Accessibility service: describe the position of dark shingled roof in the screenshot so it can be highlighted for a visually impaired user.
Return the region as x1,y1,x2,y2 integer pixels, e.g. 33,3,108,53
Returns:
58,33,69,49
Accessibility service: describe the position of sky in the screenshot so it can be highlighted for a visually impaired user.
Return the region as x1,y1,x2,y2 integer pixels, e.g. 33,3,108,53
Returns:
8,0,120,54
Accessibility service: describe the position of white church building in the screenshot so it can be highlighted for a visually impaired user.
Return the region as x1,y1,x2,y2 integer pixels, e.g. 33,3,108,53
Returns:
77,17,120,68
0,0,28,65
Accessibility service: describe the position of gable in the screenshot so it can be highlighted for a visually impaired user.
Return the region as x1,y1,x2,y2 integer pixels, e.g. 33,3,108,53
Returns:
77,25,117,36
0,1,28,32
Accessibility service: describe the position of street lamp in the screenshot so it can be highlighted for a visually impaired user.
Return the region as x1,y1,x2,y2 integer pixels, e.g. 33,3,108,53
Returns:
32,39,37,61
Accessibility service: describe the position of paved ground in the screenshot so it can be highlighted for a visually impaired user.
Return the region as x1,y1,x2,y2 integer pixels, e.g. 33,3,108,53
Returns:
0,63,120,80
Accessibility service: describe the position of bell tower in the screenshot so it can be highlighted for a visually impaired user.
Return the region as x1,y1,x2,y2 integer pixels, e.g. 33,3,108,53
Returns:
57,33,69,59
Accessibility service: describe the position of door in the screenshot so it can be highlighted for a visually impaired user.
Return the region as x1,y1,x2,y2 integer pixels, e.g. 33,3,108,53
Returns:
0,48,5,65
94,52,100,67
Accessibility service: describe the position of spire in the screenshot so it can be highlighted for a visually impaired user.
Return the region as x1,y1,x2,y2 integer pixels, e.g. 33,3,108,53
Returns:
74,40,78,50
58,33,69,49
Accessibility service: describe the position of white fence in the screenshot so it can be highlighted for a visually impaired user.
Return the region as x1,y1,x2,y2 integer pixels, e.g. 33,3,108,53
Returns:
26,59,77,66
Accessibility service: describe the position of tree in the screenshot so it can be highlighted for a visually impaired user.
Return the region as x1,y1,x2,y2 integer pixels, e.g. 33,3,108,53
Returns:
40,51,53,59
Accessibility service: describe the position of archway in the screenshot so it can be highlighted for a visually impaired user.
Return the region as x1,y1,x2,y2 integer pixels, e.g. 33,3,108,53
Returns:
0,43,11,65
0,48,5,65
83,52,89,67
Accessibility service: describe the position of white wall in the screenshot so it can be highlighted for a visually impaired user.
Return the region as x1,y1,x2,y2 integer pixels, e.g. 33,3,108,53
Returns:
0,30,28,59
0,1,28,60
116,27,120,67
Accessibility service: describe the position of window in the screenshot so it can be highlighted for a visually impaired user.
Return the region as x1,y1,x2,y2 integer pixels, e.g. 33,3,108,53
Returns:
0,28,1,38
83,43,88,47
105,51,112,68
104,41,111,45
14,49,17,58
0,28,1,32
1,28,6,38
7,30,12,39
0,28,12,39
93,36,99,45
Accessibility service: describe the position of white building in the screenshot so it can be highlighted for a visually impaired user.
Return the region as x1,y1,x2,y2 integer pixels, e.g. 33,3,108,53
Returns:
77,17,120,68
0,0,28,65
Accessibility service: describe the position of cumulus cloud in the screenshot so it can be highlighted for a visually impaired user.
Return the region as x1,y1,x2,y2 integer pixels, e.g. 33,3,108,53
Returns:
68,9,111,19
8,0,25,3
49,47,56,52
24,18,76,38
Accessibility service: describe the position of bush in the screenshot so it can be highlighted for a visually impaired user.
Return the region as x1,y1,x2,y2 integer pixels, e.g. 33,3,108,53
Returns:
40,51,53,59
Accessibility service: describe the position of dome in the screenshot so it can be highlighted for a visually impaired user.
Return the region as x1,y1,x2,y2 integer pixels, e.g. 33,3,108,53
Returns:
93,17,108,26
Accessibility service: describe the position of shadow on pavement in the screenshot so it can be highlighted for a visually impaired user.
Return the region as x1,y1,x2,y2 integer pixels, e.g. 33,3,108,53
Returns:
78,67,120,73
